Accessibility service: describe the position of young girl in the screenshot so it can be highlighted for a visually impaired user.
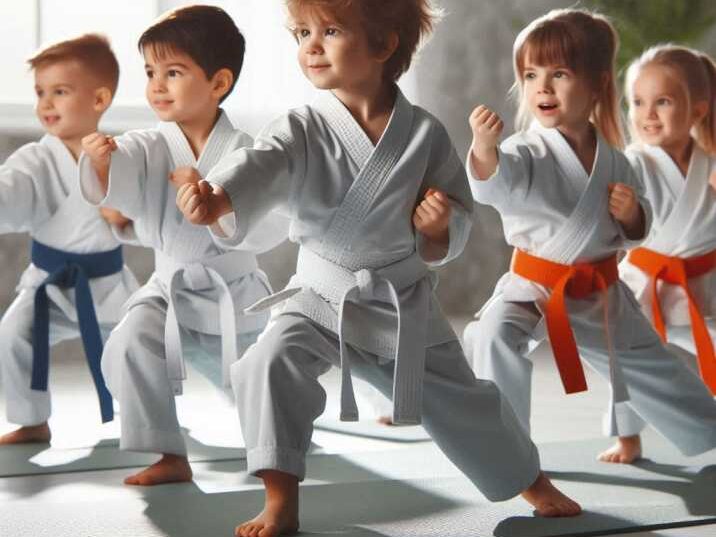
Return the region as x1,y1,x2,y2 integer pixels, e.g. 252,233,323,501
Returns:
614,45,716,462
462,8,716,467
178,1,582,534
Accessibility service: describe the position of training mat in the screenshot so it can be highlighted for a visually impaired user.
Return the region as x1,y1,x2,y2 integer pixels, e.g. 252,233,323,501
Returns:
314,416,430,442
0,429,246,478
2,430,715,536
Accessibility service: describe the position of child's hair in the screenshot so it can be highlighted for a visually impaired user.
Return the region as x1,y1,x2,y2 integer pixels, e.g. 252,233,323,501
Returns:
511,8,623,148
138,5,245,103
285,0,440,82
27,33,120,96
624,44,716,154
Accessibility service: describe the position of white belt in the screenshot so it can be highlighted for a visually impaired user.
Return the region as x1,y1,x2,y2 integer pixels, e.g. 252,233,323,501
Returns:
155,250,258,395
247,248,431,424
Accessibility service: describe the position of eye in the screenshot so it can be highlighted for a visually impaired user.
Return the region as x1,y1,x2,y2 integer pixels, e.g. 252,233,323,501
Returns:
145,69,154,79
325,27,340,37
54,88,67,96
168,69,181,78
524,71,536,80
632,98,641,107
656,97,671,106
554,70,568,79
296,28,310,40
35,89,44,98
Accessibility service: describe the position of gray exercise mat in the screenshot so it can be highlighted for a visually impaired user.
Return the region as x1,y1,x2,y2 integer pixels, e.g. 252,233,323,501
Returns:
314,416,430,442
2,430,715,536
0,429,245,478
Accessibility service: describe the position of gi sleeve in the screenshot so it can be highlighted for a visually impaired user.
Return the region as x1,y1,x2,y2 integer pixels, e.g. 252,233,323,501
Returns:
417,120,473,267
207,112,307,248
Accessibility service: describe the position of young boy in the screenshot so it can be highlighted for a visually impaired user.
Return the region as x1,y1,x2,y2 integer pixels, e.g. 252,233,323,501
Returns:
80,6,287,486
178,1,581,535
0,34,138,444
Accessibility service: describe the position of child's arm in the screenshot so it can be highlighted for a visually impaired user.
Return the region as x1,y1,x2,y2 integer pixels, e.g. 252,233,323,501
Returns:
0,162,43,233
177,113,307,247
468,105,503,180
78,131,154,221
81,133,117,195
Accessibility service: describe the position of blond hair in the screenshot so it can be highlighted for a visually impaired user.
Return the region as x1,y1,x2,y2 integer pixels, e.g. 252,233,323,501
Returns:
511,8,623,148
28,33,119,95
625,44,716,154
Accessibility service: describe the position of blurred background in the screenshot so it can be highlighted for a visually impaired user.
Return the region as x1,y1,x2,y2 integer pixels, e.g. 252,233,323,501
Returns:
1,0,715,323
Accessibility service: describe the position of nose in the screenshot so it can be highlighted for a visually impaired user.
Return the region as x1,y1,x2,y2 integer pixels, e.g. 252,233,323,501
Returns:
149,75,167,94
537,75,553,94
38,95,53,110
646,103,657,119
304,34,323,55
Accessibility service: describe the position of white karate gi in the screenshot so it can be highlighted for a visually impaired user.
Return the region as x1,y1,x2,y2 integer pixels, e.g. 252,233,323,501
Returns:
462,124,716,455
0,135,138,425
620,143,716,353
205,89,541,501
78,111,288,456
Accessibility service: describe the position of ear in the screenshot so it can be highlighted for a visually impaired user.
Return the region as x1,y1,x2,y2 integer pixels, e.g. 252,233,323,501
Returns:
375,32,399,64
692,100,708,122
211,68,234,101
93,87,113,113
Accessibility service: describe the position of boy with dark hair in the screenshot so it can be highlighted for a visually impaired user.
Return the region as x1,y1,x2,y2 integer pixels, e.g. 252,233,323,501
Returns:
81,5,287,486
0,33,138,444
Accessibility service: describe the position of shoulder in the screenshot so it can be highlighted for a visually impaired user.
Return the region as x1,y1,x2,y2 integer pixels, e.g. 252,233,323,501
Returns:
4,137,55,171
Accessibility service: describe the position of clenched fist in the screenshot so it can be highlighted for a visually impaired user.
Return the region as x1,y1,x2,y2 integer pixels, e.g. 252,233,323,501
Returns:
81,132,117,190
608,182,643,239
468,105,503,180
413,188,451,245
469,105,504,153
176,180,231,226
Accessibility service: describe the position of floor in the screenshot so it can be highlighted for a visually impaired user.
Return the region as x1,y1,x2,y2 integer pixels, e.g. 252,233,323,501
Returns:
0,318,714,537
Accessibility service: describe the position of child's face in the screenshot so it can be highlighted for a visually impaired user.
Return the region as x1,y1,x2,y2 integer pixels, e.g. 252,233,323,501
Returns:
143,46,217,124
630,66,693,149
292,8,384,92
522,59,595,132
34,60,103,142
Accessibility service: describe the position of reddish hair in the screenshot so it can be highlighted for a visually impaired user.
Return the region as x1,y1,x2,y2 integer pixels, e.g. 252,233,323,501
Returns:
27,33,120,95
286,0,440,81
625,44,716,154
511,9,623,148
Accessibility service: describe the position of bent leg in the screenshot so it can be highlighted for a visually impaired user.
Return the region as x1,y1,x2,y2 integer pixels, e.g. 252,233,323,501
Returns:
463,298,541,433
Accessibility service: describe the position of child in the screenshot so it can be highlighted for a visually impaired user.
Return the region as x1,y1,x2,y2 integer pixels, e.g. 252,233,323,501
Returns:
613,45,716,462
0,34,138,443
80,5,287,486
178,1,583,534
462,8,716,467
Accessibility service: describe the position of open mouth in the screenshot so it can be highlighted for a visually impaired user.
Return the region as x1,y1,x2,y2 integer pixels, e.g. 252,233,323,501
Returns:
44,115,60,124
538,103,558,111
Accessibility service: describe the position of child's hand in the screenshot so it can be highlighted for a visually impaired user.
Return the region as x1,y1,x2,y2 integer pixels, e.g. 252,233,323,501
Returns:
469,105,503,154
99,207,132,230
608,182,643,238
170,166,202,188
176,180,231,226
81,132,117,187
710,170,716,192
468,105,502,180
413,188,451,245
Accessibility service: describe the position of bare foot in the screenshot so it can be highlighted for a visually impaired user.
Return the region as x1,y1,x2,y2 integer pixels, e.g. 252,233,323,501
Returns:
0,423,51,445
377,415,393,426
598,435,642,464
521,472,582,517
236,470,299,537
124,454,192,486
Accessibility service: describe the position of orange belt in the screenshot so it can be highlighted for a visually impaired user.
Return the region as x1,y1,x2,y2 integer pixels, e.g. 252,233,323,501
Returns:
628,247,716,393
512,249,619,395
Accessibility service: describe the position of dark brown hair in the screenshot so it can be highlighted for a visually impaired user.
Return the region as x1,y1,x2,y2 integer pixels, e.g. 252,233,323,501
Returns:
286,0,440,81
138,5,245,103
28,33,120,95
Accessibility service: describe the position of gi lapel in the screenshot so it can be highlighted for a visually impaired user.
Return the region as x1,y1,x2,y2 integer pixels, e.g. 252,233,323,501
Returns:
536,125,613,263
313,88,414,264
646,144,707,252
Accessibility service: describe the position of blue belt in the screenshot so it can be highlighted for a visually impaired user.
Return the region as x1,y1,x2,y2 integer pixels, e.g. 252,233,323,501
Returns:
30,240,124,423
